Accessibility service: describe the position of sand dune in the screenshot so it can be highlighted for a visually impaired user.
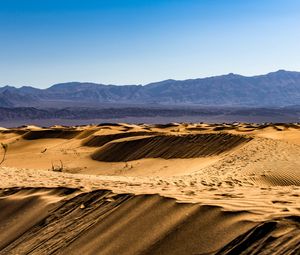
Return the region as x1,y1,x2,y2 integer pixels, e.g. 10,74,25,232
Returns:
0,123,299,254
215,216,300,255
22,129,81,140
82,131,160,147
0,188,274,255
0,187,298,255
92,133,251,162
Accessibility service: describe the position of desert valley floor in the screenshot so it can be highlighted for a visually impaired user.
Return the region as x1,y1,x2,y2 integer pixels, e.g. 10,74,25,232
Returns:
0,122,299,254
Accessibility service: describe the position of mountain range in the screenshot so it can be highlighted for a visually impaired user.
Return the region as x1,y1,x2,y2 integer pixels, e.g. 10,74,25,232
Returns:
1,70,300,108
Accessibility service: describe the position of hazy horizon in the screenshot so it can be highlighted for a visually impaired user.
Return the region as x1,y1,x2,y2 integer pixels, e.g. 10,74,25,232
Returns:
1,0,300,88
1,69,299,89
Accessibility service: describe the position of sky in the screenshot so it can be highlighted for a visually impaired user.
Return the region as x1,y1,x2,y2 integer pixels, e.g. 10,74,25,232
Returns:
0,0,300,88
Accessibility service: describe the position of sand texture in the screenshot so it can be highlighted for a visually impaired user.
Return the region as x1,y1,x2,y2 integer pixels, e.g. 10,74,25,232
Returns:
0,122,299,254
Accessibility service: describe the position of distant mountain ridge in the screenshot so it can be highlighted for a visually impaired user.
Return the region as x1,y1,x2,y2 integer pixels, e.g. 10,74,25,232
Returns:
1,70,300,108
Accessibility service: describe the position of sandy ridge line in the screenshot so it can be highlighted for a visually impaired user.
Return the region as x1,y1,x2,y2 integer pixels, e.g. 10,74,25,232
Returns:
0,166,299,220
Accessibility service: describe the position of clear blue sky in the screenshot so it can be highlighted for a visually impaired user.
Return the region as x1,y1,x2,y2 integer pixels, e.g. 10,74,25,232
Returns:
1,0,300,88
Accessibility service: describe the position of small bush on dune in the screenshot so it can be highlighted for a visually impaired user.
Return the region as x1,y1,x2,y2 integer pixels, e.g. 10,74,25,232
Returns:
0,143,8,165
51,160,64,172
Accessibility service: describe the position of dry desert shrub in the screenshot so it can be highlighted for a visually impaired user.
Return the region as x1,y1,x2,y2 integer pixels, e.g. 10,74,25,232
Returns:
51,160,64,172
0,143,8,165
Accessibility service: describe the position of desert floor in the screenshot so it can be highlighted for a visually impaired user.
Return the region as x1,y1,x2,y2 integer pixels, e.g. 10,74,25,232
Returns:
0,122,299,254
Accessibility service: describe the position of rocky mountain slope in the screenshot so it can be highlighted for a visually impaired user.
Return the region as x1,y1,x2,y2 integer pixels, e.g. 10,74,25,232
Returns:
1,70,300,108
